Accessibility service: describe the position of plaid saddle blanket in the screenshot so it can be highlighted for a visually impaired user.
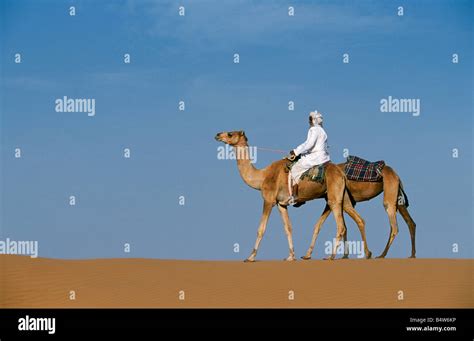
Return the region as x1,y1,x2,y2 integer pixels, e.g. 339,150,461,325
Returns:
345,155,385,182
286,159,326,183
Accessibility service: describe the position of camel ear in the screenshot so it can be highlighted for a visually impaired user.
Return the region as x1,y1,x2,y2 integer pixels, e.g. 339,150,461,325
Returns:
239,130,245,136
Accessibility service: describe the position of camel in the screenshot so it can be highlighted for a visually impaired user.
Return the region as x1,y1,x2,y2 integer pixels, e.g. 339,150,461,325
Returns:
301,162,416,260
215,130,372,262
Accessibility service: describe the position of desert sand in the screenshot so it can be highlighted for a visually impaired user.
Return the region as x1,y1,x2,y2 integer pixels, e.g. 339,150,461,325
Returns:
0,255,471,308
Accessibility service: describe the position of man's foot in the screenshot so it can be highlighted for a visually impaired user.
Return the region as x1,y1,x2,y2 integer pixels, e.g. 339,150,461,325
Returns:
287,195,306,207
287,195,296,206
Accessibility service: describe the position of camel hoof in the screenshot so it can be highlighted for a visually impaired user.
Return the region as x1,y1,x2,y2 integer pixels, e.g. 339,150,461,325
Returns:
408,255,416,259
301,255,311,260
244,258,256,263
342,255,349,259
284,257,297,261
366,251,372,259
323,256,335,261
375,255,386,259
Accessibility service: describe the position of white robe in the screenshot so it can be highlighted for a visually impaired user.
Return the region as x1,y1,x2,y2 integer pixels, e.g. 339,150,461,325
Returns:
291,125,330,183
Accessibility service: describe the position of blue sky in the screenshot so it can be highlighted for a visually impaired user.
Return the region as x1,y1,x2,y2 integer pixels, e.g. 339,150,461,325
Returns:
1,0,472,260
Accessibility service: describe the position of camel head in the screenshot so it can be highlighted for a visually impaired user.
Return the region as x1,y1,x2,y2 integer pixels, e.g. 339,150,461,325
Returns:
215,131,248,146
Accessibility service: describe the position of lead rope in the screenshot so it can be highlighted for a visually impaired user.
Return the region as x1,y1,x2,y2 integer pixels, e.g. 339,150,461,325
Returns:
255,147,287,154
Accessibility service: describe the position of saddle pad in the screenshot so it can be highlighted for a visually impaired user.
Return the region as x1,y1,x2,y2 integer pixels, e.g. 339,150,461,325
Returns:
286,159,326,183
345,155,385,182
300,164,326,183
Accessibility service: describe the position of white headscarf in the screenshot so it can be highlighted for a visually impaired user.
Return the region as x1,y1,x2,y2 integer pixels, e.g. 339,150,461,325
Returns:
310,110,323,125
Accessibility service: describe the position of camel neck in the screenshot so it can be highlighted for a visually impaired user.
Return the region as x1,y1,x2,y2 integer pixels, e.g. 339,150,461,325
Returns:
234,145,264,190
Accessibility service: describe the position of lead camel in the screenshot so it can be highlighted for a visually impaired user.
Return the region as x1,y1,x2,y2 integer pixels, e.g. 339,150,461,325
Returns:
215,130,372,262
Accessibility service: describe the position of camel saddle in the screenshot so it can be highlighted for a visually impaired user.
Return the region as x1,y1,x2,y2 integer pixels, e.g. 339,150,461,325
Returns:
285,158,327,184
345,155,385,182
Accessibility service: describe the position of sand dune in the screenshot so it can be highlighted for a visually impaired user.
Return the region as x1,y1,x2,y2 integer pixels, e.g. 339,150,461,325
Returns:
0,256,471,308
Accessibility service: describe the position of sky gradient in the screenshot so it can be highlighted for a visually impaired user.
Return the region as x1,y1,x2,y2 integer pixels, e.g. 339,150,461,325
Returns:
1,0,472,260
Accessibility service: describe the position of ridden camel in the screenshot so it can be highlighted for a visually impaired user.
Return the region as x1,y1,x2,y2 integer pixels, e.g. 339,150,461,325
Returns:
301,163,416,260
215,130,372,262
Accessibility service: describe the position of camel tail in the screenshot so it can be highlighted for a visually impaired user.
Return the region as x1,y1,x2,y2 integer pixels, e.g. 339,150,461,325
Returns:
399,182,409,208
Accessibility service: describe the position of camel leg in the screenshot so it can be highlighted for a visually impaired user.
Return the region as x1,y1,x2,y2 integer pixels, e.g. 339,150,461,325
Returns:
377,204,398,258
343,200,372,259
377,172,401,259
301,204,331,260
399,205,416,258
245,201,273,262
277,204,296,261
342,221,349,259
341,191,355,259
326,200,347,260
322,166,348,261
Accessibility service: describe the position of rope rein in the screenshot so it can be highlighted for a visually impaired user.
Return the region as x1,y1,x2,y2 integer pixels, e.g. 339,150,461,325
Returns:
255,147,287,154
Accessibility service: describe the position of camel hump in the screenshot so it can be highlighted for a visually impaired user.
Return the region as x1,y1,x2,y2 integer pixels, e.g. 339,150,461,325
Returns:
345,155,385,182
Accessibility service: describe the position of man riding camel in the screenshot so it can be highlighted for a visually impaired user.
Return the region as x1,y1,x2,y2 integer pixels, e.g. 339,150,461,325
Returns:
286,110,330,206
